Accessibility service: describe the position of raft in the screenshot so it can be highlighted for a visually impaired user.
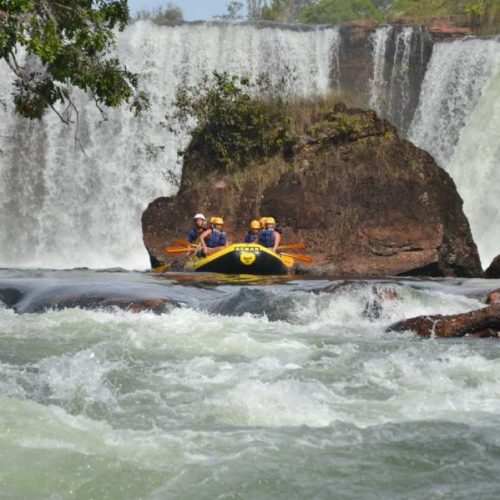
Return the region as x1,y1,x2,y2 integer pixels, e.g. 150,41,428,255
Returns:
185,243,290,275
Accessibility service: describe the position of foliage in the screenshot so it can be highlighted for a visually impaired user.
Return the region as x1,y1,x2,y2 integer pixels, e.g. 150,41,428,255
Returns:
299,0,383,23
167,71,296,173
241,0,499,32
215,1,244,20
136,2,183,23
0,0,149,121
247,0,265,20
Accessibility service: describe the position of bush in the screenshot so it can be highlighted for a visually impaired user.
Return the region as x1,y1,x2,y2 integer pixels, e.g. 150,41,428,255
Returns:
136,3,184,23
167,72,296,173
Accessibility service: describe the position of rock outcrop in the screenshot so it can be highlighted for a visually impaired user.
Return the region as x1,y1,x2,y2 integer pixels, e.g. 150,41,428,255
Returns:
485,255,500,279
142,104,482,277
387,289,500,338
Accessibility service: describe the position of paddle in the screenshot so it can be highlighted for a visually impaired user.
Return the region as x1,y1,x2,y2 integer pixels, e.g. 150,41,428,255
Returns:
280,254,295,268
280,252,314,264
152,262,171,273
278,243,306,251
172,239,196,248
165,246,194,254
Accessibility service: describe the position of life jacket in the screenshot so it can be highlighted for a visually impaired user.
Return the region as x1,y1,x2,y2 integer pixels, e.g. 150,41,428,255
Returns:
259,228,275,248
188,227,204,244
244,232,258,243
206,228,227,248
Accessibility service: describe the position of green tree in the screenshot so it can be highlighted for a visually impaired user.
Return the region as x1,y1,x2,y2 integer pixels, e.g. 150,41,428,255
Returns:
136,2,184,23
257,1,316,22
299,0,382,23
247,0,265,20
167,71,294,173
0,0,148,121
215,1,244,20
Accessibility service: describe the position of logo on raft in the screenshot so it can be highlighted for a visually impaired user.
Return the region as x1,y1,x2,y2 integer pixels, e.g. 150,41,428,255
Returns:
240,252,257,265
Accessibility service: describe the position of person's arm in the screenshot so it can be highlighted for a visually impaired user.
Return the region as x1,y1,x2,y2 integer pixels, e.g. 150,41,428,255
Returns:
272,231,281,252
187,229,196,243
199,229,212,254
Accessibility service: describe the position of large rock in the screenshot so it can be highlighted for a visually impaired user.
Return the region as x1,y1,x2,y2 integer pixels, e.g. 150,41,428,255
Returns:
387,289,500,338
142,105,482,277
485,255,500,279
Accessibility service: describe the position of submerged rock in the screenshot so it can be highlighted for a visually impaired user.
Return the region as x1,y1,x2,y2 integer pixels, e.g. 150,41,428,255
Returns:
0,280,178,314
485,255,500,279
143,105,482,277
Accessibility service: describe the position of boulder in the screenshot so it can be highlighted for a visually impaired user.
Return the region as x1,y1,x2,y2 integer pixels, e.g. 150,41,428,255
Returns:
142,105,482,277
485,255,500,279
388,289,500,338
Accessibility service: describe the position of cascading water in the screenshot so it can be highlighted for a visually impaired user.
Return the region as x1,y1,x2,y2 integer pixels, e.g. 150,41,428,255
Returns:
446,66,500,267
0,22,340,269
408,38,500,267
368,25,393,116
368,25,432,135
408,38,500,167
386,27,414,132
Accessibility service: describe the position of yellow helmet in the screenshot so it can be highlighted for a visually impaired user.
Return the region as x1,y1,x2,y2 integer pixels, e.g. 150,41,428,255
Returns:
213,216,224,225
266,217,276,225
250,220,260,229
209,216,217,224
259,216,268,229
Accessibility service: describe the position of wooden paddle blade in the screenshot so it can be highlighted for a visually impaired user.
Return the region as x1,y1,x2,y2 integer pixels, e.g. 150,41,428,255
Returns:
152,263,171,273
280,255,295,268
278,243,306,251
281,252,313,264
165,246,192,254
172,239,196,247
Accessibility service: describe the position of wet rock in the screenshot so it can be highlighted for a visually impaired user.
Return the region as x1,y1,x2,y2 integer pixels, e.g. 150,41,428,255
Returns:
486,289,500,305
0,280,178,314
485,255,500,279
387,300,500,338
143,105,482,278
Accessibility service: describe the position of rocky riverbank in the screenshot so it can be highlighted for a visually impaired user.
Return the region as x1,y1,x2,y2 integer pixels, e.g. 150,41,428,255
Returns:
142,103,482,277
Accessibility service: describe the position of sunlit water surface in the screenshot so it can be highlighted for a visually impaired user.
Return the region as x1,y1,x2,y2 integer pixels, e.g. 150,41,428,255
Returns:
1,269,500,499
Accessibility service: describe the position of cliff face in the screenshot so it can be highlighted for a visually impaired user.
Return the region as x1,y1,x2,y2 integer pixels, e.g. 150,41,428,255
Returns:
142,105,482,277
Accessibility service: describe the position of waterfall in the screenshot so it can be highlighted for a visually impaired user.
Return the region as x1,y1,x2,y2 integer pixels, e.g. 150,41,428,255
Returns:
0,22,340,269
368,25,393,115
408,38,500,267
446,66,500,267
368,25,432,135
408,38,500,167
386,27,414,132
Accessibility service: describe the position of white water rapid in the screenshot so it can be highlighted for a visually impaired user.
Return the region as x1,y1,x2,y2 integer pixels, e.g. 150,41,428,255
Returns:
0,22,340,269
408,37,500,267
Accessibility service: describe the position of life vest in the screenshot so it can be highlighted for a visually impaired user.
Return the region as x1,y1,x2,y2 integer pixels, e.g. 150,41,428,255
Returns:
259,228,275,248
206,228,227,248
188,227,204,244
244,232,258,243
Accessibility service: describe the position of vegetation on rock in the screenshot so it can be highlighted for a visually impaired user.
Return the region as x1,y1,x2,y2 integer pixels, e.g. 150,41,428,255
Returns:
167,71,297,174
0,0,149,121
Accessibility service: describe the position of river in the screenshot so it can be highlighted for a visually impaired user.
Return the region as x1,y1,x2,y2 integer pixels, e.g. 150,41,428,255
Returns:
1,269,500,498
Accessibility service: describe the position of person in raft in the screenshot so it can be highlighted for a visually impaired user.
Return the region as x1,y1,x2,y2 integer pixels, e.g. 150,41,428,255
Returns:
259,217,281,252
187,213,207,244
244,220,261,243
198,216,228,256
